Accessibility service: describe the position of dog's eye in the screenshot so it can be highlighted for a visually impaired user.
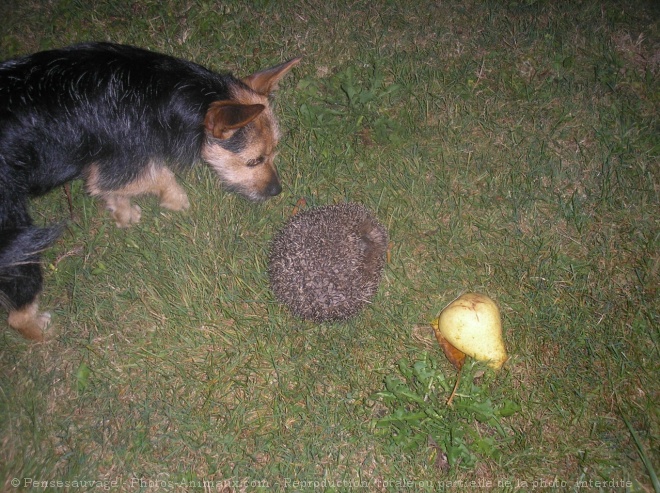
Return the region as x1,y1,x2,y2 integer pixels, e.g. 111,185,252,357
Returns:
247,156,266,168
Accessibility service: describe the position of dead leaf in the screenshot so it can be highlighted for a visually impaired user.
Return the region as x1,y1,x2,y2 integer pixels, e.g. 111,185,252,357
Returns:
427,435,450,472
291,197,307,215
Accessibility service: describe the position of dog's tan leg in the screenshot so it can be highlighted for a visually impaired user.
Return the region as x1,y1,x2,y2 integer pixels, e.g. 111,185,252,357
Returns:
152,167,190,211
8,301,52,341
86,163,189,227
103,195,142,228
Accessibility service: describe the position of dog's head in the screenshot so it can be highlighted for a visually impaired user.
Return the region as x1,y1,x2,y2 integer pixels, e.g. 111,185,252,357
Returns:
202,57,301,201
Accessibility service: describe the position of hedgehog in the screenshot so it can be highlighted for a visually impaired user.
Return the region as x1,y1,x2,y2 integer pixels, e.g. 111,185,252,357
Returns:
268,202,388,322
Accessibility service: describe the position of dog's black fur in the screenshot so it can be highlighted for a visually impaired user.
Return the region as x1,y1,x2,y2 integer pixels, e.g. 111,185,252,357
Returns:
0,42,299,339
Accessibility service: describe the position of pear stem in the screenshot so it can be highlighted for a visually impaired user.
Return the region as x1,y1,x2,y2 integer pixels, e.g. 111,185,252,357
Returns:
446,367,462,406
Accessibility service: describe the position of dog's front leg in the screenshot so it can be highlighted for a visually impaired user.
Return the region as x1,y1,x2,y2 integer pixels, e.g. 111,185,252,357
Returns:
102,194,143,228
86,163,189,227
152,167,190,212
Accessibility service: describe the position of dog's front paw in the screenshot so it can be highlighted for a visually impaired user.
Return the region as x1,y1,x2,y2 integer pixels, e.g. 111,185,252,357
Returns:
104,195,142,227
8,303,53,341
160,187,190,211
113,203,142,228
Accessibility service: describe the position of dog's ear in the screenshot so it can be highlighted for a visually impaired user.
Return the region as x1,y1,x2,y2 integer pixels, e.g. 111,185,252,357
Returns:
242,57,301,96
204,102,265,140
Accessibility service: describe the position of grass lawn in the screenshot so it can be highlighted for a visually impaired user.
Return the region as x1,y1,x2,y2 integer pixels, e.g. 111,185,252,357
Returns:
1,0,658,491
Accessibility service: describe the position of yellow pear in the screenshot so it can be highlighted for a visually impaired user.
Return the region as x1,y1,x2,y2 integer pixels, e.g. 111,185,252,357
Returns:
433,293,507,370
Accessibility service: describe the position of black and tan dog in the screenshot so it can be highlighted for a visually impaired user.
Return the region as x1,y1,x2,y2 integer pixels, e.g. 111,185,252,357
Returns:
0,42,300,340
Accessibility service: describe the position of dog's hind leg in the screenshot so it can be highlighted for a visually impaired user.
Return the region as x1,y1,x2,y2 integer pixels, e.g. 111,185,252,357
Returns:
4,270,52,341
1,226,61,341
8,299,52,341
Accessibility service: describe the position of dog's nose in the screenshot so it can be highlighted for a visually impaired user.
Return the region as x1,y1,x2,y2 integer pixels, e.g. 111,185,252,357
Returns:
266,181,282,196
